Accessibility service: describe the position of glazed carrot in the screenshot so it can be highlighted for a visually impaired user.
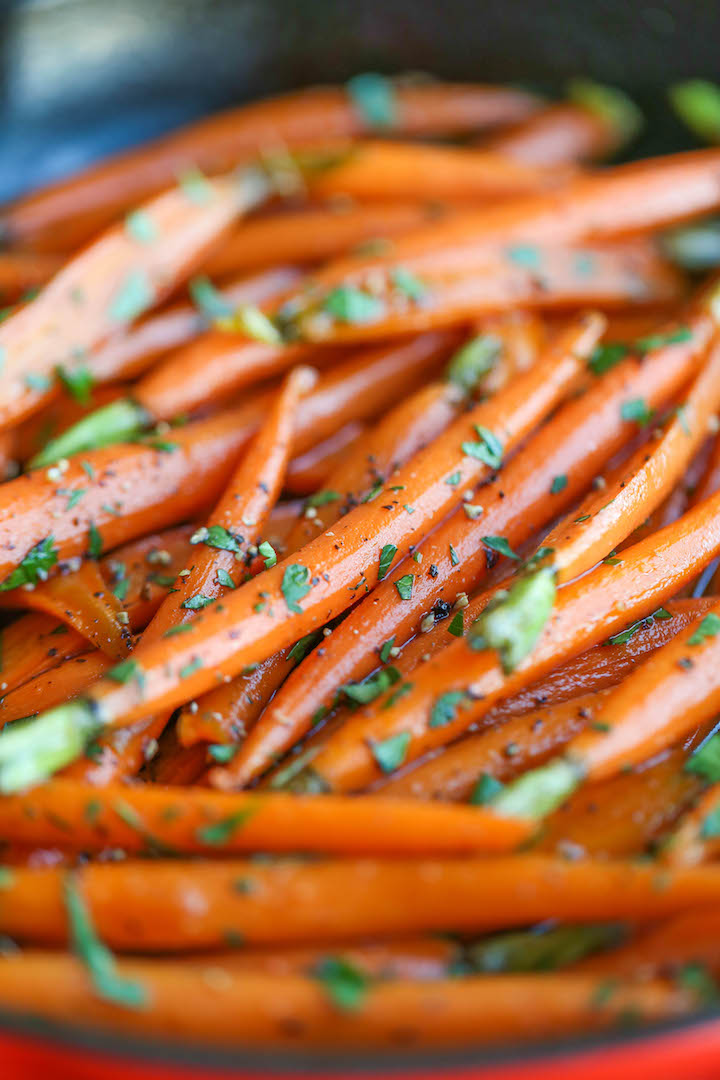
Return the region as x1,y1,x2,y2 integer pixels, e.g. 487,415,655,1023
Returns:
530,596,720,792
0,650,114,729
284,421,366,495
275,147,720,311
288,487,720,794
254,307,710,763
0,251,62,301
0,779,531,857
4,82,541,251
538,747,705,860
374,692,607,802
539,332,720,584
306,141,573,203
577,908,720,978
18,313,605,792
0,955,693,1048
663,785,720,868
202,203,436,278
0,558,131,659
0,338,450,584
0,170,267,432
6,856,720,950
283,240,681,343
689,428,720,506
13,385,127,465
87,265,304,386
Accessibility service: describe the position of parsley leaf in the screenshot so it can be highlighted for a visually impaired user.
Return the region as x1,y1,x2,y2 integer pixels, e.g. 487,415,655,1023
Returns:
620,397,653,426
181,594,214,611
461,424,503,468
108,269,154,324
342,666,400,705
482,535,520,561
216,568,236,589
688,612,720,646
56,364,93,405
0,536,58,592
470,773,505,805
550,474,568,494
378,543,397,580
188,276,233,321
281,564,311,613
314,955,369,1011
448,612,464,637
447,334,501,393
370,731,411,773
324,286,385,324
429,690,467,728
394,574,414,600
196,807,257,845
588,342,628,375
305,490,340,508
390,266,426,301
686,734,720,782
87,521,103,559
204,525,241,553
346,72,397,129
258,540,277,569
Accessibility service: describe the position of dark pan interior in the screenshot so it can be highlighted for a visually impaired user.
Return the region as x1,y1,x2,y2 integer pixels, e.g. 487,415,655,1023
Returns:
1,0,720,1071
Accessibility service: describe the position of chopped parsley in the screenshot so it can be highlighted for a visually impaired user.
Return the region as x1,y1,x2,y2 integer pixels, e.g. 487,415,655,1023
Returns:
470,773,505,805
306,489,340,508
686,734,720,782
0,536,58,592
550,474,568,494
57,363,93,405
87,521,103,559
314,955,369,1011
188,276,233,320
688,612,720,646
620,397,653,426
108,269,154,324
196,807,256,845
342,666,400,705
482,535,520,561
461,424,503,468
125,209,158,245
346,72,397,129
258,541,277,569
181,594,214,611
448,612,464,637
281,564,311,613
394,574,414,600
216,568,236,589
429,690,467,728
378,543,397,580
370,731,411,773
324,285,385,324
390,266,426,301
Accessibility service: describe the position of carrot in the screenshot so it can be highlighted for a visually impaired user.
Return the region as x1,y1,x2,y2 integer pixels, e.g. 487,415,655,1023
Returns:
538,747,705,859
4,856,720,950
4,81,541,251
14,312,606,792
663,785,720,868
0,955,693,1048
274,147,720,307
284,421,366,495
538,331,720,584
0,779,530,857
0,650,115,729
577,907,720,977
0,557,131,659
13,384,128,465
374,692,607,802
0,251,62,301
282,240,681,343
524,596,720,795
87,265,305,386
64,367,315,781
202,203,436,278
0,170,267,432
483,81,641,165
689,428,720,507
286,487,720,794
252,307,711,766
0,337,449,585
305,141,574,203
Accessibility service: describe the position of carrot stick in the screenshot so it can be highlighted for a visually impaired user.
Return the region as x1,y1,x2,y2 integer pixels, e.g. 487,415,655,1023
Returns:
0,170,267,431
0,558,131,659
8,313,608,792
0,650,114,729
483,82,641,165
282,240,681,344
374,692,607,802
252,307,710,767
4,82,541,251
13,385,127,465
577,907,720,977
4,856,720,950
202,203,436,279
663,785,720,868
532,596,720,790
0,337,449,586
0,954,693,1048
305,141,574,202
539,331,720,584
689,429,720,507
0,779,530,857
538,747,705,859
284,421,366,495
286,487,720,795
275,148,720,308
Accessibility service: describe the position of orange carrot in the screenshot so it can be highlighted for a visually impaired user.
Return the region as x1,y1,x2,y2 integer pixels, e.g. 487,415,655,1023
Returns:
539,748,705,859
0,336,450,585
283,240,681,343
4,856,720,950
202,203,436,278
663,785,720,868
4,82,540,251
0,251,62,301
306,141,573,202
484,98,632,165
0,779,530,857
0,170,267,430
0,650,114,729
284,421,366,495
0,557,130,659
18,313,606,785
577,908,720,977
288,487,720,794
249,308,710,770
0,955,693,1048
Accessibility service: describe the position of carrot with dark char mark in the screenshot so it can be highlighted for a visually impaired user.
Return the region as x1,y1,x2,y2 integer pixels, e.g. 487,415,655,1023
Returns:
0,955,694,1048
0,170,268,431
4,856,720,950
3,81,541,251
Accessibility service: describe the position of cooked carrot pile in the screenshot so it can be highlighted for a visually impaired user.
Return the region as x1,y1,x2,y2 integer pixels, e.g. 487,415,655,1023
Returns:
2,72,720,1054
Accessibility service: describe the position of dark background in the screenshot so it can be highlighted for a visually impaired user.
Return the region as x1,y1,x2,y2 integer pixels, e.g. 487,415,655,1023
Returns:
1,0,720,204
